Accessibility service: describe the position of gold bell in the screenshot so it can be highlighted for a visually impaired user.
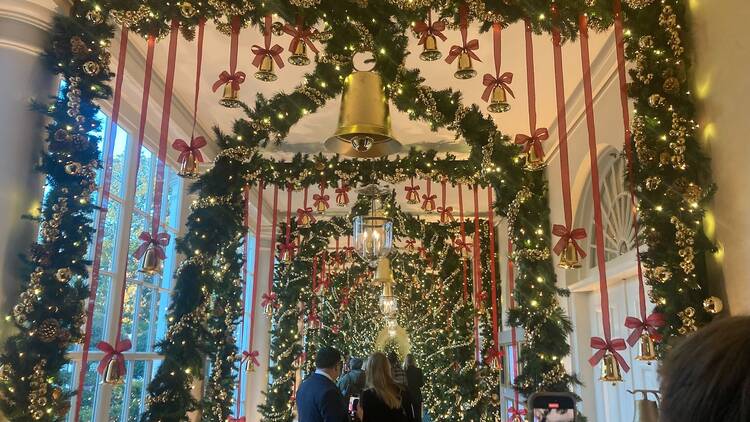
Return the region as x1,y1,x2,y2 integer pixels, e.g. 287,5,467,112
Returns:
245,361,256,374
454,51,477,80
298,213,312,228
600,352,623,383
524,146,546,171
255,55,277,82
138,245,162,275
102,359,125,385
324,70,402,158
635,333,658,363
219,82,241,108
315,200,328,214
178,152,198,178
420,35,442,61
487,85,510,113
510,416,524,422
558,240,581,269
288,41,310,66
373,257,394,285
264,302,276,317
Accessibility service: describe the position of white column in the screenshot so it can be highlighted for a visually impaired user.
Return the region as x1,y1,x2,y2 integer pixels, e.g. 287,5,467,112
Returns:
0,0,66,340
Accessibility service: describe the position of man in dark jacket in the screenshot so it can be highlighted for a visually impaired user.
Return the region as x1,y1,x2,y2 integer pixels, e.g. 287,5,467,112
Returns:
296,346,348,422
337,357,365,402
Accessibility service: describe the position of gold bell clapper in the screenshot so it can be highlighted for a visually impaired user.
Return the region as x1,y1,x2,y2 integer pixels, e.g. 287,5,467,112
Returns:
454,51,477,80
102,358,125,385
420,34,442,61
635,333,658,363
630,390,660,422
138,245,162,275
487,85,510,113
324,70,402,158
600,352,624,383
288,40,310,66
558,240,582,269
255,54,277,82
220,82,241,108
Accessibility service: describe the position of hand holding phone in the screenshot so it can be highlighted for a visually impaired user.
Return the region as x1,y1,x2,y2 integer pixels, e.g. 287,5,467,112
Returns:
528,392,577,422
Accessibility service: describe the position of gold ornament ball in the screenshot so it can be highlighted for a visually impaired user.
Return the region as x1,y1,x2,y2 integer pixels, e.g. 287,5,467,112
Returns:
180,2,197,18
86,10,104,24
37,319,61,342
82,61,100,76
703,296,724,314
645,176,661,191
663,76,680,94
64,162,82,175
625,0,656,9
55,268,73,283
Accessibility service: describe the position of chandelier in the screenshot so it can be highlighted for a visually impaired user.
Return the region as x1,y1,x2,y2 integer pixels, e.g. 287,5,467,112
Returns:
352,184,393,267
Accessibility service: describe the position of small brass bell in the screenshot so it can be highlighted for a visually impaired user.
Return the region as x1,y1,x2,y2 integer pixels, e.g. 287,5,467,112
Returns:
219,82,241,108
264,302,276,317
600,352,623,383
635,333,658,363
558,241,581,269
298,213,312,228
255,55,277,82
487,85,510,113
420,35,442,61
178,152,198,178
139,245,162,275
454,51,477,80
245,361,256,374
102,359,125,385
524,146,546,171
315,200,327,214
288,41,310,66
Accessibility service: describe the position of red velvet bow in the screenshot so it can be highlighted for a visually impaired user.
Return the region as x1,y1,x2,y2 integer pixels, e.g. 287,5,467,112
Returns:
481,72,515,102
417,246,428,259
242,350,260,367
281,23,319,54
414,19,447,44
421,194,437,210
212,70,246,92
445,39,480,64
133,231,170,259
483,346,503,366
296,207,315,224
454,238,472,254
227,417,246,422
331,324,340,334
313,193,330,209
515,128,549,158
508,406,527,417
589,336,630,373
624,313,665,346
551,224,587,258
405,184,420,201
172,136,207,164
261,292,278,309
404,239,416,252
96,338,132,376
437,206,454,224
335,184,350,205
278,241,297,259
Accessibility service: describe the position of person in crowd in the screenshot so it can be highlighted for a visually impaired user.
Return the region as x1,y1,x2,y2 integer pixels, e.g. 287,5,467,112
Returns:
388,351,407,386
660,316,750,422
296,346,348,422
338,357,365,403
403,354,424,422
356,352,417,422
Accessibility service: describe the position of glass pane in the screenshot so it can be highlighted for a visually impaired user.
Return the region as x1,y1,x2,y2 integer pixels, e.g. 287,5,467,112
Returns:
155,291,171,343
159,236,176,289
77,360,101,422
134,286,154,352
127,214,149,279
119,283,138,344
134,147,154,214
100,200,121,273
164,169,182,229
110,125,129,199
109,373,127,421
89,274,112,350
91,110,107,145
127,361,147,421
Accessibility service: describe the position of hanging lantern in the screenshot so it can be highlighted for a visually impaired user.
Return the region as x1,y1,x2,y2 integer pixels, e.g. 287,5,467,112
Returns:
138,245,162,275
220,82,241,108
600,352,623,383
635,333,658,362
352,185,393,267
102,359,125,385
487,85,510,113
558,240,582,269
454,51,477,80
379,281,398,318
324,70,402,158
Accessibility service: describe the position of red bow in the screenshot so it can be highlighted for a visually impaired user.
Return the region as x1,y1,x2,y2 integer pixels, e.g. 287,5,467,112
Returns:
624,313,665,346
417,246,428,259
340,288,350,308
133,231,170,259
589,337,630,373
437,206,454,224
481,72,514,102
227,417,246,422
261,292,278,309
172,136,207,164
96,338,132,376
252,15,284,70
331,324,340,334
484,346,503,366
281,22,319,55
335,184,350,205
405,184,420,201
343,246,355,260
212,70,246,92
508,406,527,417
421,194,437,211
296,207,315,224
454,238,472,254
313,193,329,209
242,350,260,367
405,239,416,253
278,241,297,259
414,19,447,45
445,39,480,64
515,128,549,159
551,224,587,258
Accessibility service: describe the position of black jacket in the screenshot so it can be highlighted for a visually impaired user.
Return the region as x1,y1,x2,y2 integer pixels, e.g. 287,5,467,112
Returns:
296,373,348,422
405,366,424,403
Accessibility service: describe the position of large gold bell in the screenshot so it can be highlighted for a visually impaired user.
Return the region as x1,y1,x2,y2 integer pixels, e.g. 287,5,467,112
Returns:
487,85,510,113
635,333,658,363
219,82,241,108
138,245,162,275
420,35,442,61
288,41,310,66
454,51,477,80
324,71,402,158
102,359,125,385
600,352,623,383
255,55,277,82
558,241,581,269
524,145,546,171
373,257,394,285
178,152,198,178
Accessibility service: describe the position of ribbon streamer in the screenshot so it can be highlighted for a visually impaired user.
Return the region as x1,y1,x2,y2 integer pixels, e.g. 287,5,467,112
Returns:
282,16,319,54
472,185,481,362
415,10,447,44
252,15,285,69
266,186,280,293
445,5,480,64
508,239,521,411
190,19,205,139
96,339,132,376
481,23,513,102
213,16,246,92
458,183,469,300
487,188,500,358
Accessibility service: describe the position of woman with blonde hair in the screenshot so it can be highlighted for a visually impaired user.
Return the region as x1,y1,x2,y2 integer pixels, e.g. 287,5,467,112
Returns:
356,352,416,422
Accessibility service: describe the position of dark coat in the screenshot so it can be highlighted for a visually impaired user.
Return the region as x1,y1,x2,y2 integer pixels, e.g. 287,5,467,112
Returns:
405,365,424,403
296,373,349,422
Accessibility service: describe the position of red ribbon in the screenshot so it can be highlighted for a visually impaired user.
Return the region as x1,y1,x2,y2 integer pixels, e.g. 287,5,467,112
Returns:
227,417,246,422
252,15,285,69
454,237,472,255
624,313,666,346
133,231,170,260
404,239,416,253
514,128,548,158
96,339,132,376
421,194,437,211
481,72,514,102
405,184,420,201
484,345,503,366
261,292,278,309
589,337,630,373
551,224,587,258
282,17,319,54
414,10,447,44
242,350,261,367
417,246,428,260
437,206,454,224
212,70,246,92
213,16,245,92
445,5,480,64
313,193,330,210
172,136,207,164
335,183,350,205
508,407,527,417
278,240,297,260
296,207,315,224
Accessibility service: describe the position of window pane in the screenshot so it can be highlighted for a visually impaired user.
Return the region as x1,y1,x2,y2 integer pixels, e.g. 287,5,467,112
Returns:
134,286,154,352
155,291,170,344
127,214,150,279
77,360,101,422
110,125,129,199
100,200,121,273
159,236,177,289
126,361,148,421
164,168,182,229
89,275,112,350
119,283,138,344
134,147,155,214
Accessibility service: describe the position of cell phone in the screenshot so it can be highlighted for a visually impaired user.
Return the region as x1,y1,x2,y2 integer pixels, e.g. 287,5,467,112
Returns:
349,396,359,415
528,392,577,422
